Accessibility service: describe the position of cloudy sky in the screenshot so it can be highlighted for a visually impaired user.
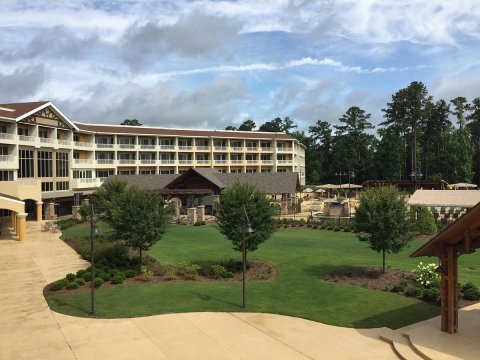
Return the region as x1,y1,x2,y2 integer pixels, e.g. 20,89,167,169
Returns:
1,0,480,131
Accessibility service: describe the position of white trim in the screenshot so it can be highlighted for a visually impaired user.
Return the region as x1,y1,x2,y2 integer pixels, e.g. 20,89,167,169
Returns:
0,195,25,205
16,102,79,131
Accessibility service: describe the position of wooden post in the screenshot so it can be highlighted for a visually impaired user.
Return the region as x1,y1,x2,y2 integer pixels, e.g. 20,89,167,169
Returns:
440,246,458,333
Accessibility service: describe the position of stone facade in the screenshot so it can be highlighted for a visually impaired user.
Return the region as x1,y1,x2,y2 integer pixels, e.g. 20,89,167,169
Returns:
186,207,197,225
196,205,205,223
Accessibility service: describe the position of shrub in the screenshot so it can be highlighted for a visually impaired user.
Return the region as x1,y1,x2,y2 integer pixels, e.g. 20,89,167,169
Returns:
178,261,201,279
416,208,437,235
56,218,79,230
210,265,227,279
405,286,422,297
66,282,78,290
125,269,136,278
100,272,111,282
141,265,154,281
413,262,440,288
223,271,234,278
111,275,124,284
93,277,104,288
82,272,93,282
50,279,68,291
391,284,405,293
422,287,440,302
65,273,76,282
75,278,86,286
164,267,176,280
462,283,480,300
76,269,86,278
194,220,206,226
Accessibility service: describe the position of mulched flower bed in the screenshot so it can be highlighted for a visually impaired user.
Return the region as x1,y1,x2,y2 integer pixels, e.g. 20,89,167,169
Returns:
44,260,277,297
323,266,478,308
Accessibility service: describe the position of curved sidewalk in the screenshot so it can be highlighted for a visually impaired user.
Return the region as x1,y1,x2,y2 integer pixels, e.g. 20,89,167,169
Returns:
0,221,398,359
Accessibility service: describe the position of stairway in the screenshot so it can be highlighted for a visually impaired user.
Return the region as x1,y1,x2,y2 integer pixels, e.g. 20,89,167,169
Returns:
379,329,432,360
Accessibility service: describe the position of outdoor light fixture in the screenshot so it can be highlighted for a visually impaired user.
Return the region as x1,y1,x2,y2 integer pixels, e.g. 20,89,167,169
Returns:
242,204,254,308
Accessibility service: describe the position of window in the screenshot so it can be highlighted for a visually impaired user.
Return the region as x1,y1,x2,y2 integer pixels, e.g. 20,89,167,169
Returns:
246,141,257,148
0,146,8,155
231,141,241,148
178,139,192,147
214,141,226,147
118,170,135,175
277,168,287,172
160,169,174,174
56,152,69,177
19,150,34,178
73,134,79,142
246,168,257,173
41,182,53,192
73,170,92,179
261,169,271,173
196,139,208,147
39,129,49,138
118,137,134,145
56,181,69,191
0,124,7,133
37,151,53,177
0,171,14,181
159,139,174,146
139,138,154,145
140,169,156,175
73,152,80,160
96,170,114,178
261,142,271,148
18,127,29,136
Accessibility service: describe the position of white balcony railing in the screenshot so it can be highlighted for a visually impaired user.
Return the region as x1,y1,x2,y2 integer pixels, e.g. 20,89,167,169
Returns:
178,159,192,164
214,146,227,151
58,139,71,146
261,147,273,151
140,144,156,149
246,160,258,164
96,143,114,148
159,145,175,150
196,146,210,151
140,159,156,164
262,160,273,164
230,147,243,151
160,159,175,164
178,146,193,151
196,160,210,165
277,147,293,152
96,159,114,164
118,159,136,164
246,147,258,151
75,141,93,148
74,159,93,165
118,143,135,149
230,160,243,164
18,135,34,142
40,137,54,144
0,132,15,140
277,160,293,164
214,160,227,164
0,155,15,162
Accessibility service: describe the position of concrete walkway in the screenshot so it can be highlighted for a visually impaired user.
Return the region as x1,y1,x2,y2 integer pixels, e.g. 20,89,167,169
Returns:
0,220,406,359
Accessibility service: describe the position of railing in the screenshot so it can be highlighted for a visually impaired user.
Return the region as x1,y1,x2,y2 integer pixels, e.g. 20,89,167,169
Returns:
178,159,192,164
160,159,175,164
246,147,258,151
77,178,97,184
230,160,243,164
58,139,71,146
196,160,210,164
159,145,175,150
214,160,227,164
75,141,93,147
118,159,136,164
40,137,54,144
246,160,258,164
96,143,114,148
261,147,273,151
0,155,15,162
74,159,93,165
99,177,107,183
230,147,243,151
140,159,156,164
262,160,273,164
277,160,293,164
96,159,114,164
277,147,292,152
178,146,192,150
18,179,37,186
140,144,156,149
196,146,210,151
118,144,135,149
18,135,34,142
214,146,227,151
0,132,14,140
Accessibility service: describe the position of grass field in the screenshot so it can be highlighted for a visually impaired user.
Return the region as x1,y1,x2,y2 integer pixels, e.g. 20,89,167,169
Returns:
48,224,480,329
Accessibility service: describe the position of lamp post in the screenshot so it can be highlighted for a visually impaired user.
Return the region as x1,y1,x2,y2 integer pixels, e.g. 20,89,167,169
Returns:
348,170,356,219
410,170,423,190
335,170,346,198
242,204,253,309
89,203,98,316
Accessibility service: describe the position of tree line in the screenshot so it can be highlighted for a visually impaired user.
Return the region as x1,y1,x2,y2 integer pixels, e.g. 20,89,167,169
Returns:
226,81,480,186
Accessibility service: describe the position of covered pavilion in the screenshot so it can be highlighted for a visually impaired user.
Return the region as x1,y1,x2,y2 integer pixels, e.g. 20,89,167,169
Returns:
411,202,480,333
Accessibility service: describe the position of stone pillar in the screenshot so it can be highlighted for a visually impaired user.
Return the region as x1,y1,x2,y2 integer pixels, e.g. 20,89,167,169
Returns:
36,202,43,222
196,205,205,222
82,197,89,206
45,201,56,220
16,213,27,241
10,212,15,229
72,206,81,221
187,207,197,225
172,198,181,217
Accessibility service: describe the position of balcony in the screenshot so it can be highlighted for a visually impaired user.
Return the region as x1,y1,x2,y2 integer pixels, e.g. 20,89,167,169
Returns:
246,160,258,164
58,139,72,147
71,178,103,189
230,147,243,151
140,159,156,164
0,155,16,169
118,159,136,164
277,160,293,165
261,147,273,151
140,144,156,150
277,147,293,152
18,135,34,142
214,146,227,151
118,143,135,149
2,178,41,201
178,159,193,164
196,160,210,165
196,146,210,151
73,159,93,166
178,146,193,151
246,147,258,152
159,145,175,150
96,143,114,149
230,160,243,164
0,132,15,141
261,160,273,164
159,159,175,164
40,137,54,144
75,141,93,148
96,159,114,165
214,160,227,164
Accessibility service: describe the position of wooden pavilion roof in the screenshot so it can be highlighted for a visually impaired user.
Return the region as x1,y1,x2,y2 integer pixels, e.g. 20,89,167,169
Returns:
411,202,480,258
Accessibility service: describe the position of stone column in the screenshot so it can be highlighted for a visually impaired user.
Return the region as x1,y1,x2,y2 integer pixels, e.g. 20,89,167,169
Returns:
16,213,27,241
36,202,43,222
10,212,15,229
45,201,56,220
187,207,197,225
82,198,89,205
72,205,81,221
196,205,205,222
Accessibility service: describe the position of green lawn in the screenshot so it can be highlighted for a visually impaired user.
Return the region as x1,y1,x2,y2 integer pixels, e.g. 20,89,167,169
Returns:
48,224,480,329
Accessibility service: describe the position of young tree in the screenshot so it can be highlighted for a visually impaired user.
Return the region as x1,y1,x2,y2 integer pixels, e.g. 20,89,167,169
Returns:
108,186,172,264
238,119,256,131
216,182,278,258
120,119,142,126
90,179,128,223
355,186,413,273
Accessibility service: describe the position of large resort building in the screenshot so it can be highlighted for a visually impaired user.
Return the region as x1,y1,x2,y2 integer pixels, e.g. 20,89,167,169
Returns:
0,101,305,234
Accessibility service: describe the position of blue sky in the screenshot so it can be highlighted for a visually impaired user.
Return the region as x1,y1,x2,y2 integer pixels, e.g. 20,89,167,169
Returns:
1,0,480,131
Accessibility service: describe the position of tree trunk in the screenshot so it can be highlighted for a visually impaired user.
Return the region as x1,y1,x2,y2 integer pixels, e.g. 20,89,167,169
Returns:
382,249,386,274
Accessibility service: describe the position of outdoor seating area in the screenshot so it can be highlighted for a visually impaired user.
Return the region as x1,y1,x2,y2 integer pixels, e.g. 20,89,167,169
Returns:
41,221,60,233
432,207,469,225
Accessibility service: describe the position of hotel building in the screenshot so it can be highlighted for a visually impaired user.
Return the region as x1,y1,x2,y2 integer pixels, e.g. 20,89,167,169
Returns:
0,101,305,231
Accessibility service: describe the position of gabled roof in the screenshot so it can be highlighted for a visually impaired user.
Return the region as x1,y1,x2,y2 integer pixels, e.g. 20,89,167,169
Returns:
164,168,225,189
0,101,79,131
106,174,177,191
411,201,480,258
407,190,480,208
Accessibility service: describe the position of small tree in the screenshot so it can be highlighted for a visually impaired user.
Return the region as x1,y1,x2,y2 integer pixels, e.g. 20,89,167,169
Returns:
416,208,437,235
216,182,278,260
120,119,142,126
355,186,413,273
108,186,172,264
89,179,128,224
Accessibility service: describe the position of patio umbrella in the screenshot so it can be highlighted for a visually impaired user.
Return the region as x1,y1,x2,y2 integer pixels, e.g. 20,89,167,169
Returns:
303,188,313,193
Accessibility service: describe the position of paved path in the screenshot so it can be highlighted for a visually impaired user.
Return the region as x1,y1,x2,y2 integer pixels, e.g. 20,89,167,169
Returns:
0,220,398,359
